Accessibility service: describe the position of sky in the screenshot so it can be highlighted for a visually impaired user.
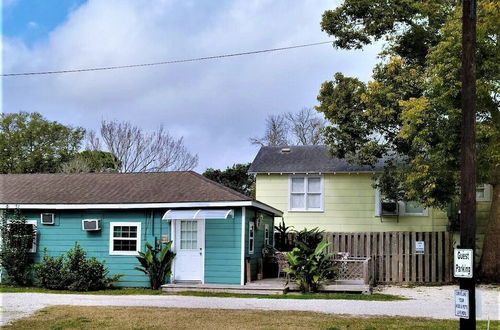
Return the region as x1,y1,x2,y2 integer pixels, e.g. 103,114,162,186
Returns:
2,0,382,172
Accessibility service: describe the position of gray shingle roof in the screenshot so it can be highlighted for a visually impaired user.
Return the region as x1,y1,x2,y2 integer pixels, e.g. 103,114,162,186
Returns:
0,171,252,205
248,146,387,173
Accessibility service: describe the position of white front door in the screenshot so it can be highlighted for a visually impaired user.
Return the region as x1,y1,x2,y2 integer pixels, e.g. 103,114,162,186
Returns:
173,219,205,282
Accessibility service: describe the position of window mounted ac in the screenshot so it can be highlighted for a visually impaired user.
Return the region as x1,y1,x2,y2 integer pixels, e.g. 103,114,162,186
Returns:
381,201,399,216
41,213,55,225
82,219,101,231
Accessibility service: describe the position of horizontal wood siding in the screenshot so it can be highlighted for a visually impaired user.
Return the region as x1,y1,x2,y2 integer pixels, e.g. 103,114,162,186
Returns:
256,173,450,232
204,209,242,285
22,209,169,287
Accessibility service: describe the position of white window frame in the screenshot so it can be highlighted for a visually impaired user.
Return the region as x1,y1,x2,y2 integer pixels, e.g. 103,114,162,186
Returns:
399,201,429,217
264,224,270,246
109,222,141,256
5,219,37,253
375,187,428,217
288,175,324,212
476,184,491,201
248,221,255,254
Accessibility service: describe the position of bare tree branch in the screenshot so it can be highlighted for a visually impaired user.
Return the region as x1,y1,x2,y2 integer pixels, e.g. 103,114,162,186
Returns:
251,108,326,146
98,120,198,172
250,114,290,146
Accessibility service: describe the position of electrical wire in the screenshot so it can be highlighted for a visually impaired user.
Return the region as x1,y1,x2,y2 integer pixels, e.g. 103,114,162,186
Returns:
1,41,334,77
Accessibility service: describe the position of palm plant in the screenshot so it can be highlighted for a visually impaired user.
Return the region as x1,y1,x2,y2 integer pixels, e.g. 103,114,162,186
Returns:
274,220,293,251
284,240,336,293
135,241,176,290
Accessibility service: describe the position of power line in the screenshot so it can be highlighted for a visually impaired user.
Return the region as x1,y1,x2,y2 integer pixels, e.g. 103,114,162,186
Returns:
1,41,334,77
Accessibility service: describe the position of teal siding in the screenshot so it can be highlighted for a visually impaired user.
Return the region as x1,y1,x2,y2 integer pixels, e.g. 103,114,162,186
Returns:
204,209,242,284
22,209,169,288
245,208,274,281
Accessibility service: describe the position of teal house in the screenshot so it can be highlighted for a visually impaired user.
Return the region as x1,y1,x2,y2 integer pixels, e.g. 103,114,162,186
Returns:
0,172,282,287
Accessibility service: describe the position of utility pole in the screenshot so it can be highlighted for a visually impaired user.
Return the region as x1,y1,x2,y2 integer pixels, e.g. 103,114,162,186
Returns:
460,0,477,328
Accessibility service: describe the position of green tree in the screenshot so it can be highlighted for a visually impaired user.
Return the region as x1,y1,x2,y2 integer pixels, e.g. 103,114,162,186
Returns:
318,1,499,280
0,112,85,173
203,163,255,198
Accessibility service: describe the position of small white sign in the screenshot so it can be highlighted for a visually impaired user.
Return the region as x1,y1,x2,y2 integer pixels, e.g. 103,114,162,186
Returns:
454,249,473,278
454,289,469,319
415,241,425,254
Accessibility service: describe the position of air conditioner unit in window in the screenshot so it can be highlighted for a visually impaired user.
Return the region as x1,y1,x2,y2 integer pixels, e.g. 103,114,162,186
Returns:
82,219,101,231
381,201,399,216
41,213,55,225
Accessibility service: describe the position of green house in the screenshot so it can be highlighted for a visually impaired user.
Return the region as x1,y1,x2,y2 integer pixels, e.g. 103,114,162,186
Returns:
0,172,282,287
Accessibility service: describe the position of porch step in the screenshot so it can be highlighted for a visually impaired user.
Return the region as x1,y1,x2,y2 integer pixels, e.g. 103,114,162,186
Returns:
161,282,286,295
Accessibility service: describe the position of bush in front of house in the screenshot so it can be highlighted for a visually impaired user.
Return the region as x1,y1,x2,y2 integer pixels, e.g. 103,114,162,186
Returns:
285,227,336,293
0,210,36,286
35,242,122,291
135,241,176,290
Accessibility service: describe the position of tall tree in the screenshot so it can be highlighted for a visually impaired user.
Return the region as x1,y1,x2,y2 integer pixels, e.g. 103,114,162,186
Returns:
318,1,499,280
203,163,255,198
88,120,198,173
251,108,325,146
0,112,84,174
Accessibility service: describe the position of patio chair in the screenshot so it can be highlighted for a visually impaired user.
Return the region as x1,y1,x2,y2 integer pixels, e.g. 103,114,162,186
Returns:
275,251,289,279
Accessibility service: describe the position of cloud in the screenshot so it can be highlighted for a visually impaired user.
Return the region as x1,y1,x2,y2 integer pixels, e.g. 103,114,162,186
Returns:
27,21,38,29
2,0,382,171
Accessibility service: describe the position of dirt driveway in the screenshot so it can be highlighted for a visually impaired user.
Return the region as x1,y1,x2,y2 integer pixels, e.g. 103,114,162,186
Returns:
1,285,498,326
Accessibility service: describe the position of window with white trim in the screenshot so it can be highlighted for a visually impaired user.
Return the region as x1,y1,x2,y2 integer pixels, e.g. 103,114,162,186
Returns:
400,201,428,216
248,221,255,254
109,222,141,255
289,175,323,211
476,184,491,201
7,220,37,253
375,187,428,217
264,224,270,246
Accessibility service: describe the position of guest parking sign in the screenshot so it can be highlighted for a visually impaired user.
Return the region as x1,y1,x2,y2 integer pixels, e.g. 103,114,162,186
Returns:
454,249,473,278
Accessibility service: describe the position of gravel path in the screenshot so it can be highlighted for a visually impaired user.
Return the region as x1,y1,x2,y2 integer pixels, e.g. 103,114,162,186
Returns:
1,285,498,326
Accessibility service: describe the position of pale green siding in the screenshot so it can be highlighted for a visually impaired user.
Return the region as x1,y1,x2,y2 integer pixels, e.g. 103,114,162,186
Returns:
256,173,491,234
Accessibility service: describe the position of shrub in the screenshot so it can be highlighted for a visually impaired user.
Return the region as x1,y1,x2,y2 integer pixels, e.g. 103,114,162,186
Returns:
35,242,122,291
293,227,324,251
0,210,36,286
135,241,175,290
285,240,336,293
34,250,65,290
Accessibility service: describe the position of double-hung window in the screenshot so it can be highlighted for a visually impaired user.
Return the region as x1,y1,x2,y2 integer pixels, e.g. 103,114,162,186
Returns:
289,175,323,211
109,222,141,255
476,184,491,201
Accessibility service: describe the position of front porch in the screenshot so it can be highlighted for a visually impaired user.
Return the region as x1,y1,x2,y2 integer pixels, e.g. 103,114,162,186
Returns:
162,277,372,295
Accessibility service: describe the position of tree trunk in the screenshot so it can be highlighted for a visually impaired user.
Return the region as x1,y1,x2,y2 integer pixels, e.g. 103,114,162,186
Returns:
478,182,500,282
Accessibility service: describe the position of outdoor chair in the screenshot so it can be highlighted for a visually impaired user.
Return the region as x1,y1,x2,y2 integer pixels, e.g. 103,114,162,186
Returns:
275,251,289,279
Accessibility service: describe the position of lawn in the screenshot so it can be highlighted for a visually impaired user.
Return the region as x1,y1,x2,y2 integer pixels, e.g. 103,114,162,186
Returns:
0,285,405,301
4,306,497,330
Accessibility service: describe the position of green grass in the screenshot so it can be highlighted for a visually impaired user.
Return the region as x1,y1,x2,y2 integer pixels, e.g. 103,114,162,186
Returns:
0,285,163,295
173,291,408,301
0,285,405,300
4,306,498,330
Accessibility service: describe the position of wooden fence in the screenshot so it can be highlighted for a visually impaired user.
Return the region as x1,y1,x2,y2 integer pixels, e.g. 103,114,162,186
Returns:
322,232,453,283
